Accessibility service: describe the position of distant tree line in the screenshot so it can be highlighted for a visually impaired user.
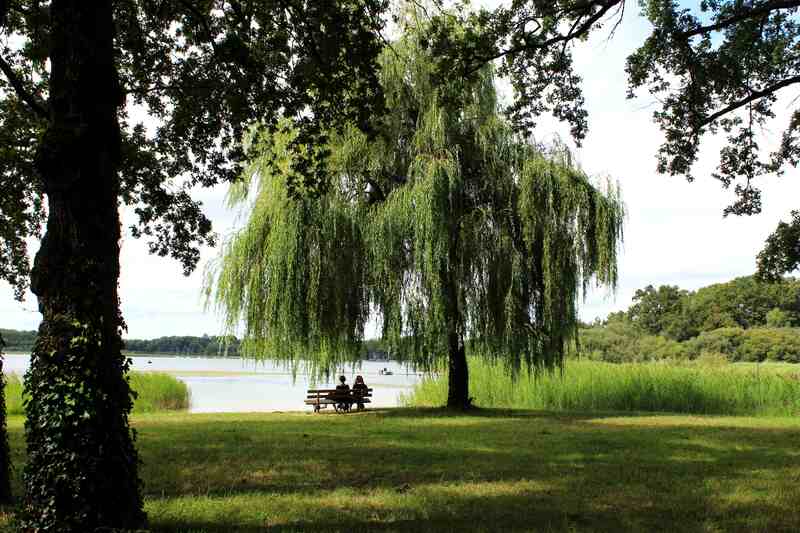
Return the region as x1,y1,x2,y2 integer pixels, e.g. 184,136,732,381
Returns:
578,276,800,363
0,330,242,357
1,329,401,359
0,329,37,351
123,335,242,357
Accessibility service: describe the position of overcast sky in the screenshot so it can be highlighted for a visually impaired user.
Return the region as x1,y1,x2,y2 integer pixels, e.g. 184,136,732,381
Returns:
2,2,799,339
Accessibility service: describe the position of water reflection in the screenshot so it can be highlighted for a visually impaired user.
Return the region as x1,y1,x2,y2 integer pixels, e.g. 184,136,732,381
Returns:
3,353,424,413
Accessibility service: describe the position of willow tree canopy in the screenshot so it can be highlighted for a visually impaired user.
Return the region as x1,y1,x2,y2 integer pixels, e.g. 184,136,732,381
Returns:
208,11,624,405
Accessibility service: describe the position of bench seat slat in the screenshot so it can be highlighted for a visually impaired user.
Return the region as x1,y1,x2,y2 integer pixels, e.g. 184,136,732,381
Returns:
307,388,373,393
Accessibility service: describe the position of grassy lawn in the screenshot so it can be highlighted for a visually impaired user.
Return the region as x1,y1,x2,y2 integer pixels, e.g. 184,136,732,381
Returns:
2,408,800,532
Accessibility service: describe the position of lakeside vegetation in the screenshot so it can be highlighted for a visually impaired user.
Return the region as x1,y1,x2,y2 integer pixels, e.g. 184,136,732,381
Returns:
405,359,800,417
3,373,190,416
2,409,799,532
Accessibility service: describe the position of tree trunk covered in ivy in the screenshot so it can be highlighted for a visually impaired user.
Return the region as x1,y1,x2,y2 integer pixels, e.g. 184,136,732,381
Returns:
0,333,10,504
21,1,145,530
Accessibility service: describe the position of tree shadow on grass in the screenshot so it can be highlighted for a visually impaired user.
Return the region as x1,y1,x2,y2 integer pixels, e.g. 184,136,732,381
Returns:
5,409,799,531
133,409,800,532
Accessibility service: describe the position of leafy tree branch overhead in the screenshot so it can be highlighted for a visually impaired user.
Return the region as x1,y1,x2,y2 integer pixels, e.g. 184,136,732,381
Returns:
426,0,800,277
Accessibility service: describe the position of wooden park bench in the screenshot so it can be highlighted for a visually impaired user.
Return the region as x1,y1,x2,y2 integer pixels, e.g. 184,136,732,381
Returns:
305,388,373,413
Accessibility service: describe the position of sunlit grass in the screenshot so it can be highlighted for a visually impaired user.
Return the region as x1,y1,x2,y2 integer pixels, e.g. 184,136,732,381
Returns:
2,410,799,532
3,372,190,416
404,359,800,416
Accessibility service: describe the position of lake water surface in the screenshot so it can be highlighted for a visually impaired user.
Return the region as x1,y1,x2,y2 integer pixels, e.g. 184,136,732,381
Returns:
3,353,424,413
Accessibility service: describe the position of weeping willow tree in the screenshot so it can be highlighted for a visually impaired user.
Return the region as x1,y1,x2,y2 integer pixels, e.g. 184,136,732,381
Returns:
208,10,624,409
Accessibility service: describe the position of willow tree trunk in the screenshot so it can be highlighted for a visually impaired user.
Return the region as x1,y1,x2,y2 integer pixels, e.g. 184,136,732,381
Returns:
446,330,469,409
443,257,470,409
0,334,10,504
22,1,145,530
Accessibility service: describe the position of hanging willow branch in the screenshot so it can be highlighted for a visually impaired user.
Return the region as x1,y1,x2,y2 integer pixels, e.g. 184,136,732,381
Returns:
206,9,624,380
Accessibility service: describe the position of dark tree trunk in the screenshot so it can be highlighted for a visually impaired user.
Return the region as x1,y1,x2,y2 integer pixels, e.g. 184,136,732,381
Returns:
446,330,470,409
0,335,10,504
443,253,470,409
22,1,146,530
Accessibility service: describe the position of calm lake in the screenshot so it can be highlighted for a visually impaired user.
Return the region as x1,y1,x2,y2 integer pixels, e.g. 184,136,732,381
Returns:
2,352,425,413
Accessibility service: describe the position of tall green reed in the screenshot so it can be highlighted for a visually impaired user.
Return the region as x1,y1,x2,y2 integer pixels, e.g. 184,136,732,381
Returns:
3,372,190,415
404,359,800,416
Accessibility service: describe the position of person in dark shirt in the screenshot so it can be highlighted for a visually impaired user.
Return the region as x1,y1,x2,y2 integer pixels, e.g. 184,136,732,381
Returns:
352,375,369,410
335,375,350,412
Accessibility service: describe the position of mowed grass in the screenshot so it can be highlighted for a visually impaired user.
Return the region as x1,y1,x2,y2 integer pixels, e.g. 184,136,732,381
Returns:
3,372,190,415
2,409,800,532
406,359,800,416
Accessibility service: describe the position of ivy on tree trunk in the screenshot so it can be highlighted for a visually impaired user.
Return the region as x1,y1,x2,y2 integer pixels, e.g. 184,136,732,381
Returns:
21,1,145,530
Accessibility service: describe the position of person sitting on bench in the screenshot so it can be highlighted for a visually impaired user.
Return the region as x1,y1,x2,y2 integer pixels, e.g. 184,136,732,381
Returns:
335,375,351,411
352,375,369,410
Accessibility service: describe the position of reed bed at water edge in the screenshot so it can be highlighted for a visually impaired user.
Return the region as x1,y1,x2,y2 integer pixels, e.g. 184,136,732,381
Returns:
3,372,190,415
404,359,800,416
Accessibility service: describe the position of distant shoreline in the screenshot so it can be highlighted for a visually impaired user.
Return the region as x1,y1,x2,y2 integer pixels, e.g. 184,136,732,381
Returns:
3,351,394,363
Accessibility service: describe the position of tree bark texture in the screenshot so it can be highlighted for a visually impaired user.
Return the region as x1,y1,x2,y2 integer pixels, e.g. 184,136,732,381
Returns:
446,330,470,409
443,250,470,409
22,1,145,530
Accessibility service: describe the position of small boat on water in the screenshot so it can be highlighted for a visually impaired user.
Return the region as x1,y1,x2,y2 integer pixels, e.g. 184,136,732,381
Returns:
378,368,393,376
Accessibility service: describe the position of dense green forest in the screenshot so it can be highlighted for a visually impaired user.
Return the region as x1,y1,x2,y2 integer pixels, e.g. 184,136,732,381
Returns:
578,276,800,363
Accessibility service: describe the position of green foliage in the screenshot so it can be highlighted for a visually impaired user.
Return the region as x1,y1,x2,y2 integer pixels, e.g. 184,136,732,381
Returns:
628,284,695,340
1,328,242,356
628,1,800,216
1,1,391,279
579,275,800,363
425,1,624,141
623,1,800,277
2,375,23,417
0,329,36,352
766,307,794,328
432,1,800,278
619,276,800,337
116,373,190,414
577,317,687,363
758,210,800,280
4,372,189,416
208,9,623,387
690,276,800,330
124,334,241,357
406,358,800,417
685,327,800,364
